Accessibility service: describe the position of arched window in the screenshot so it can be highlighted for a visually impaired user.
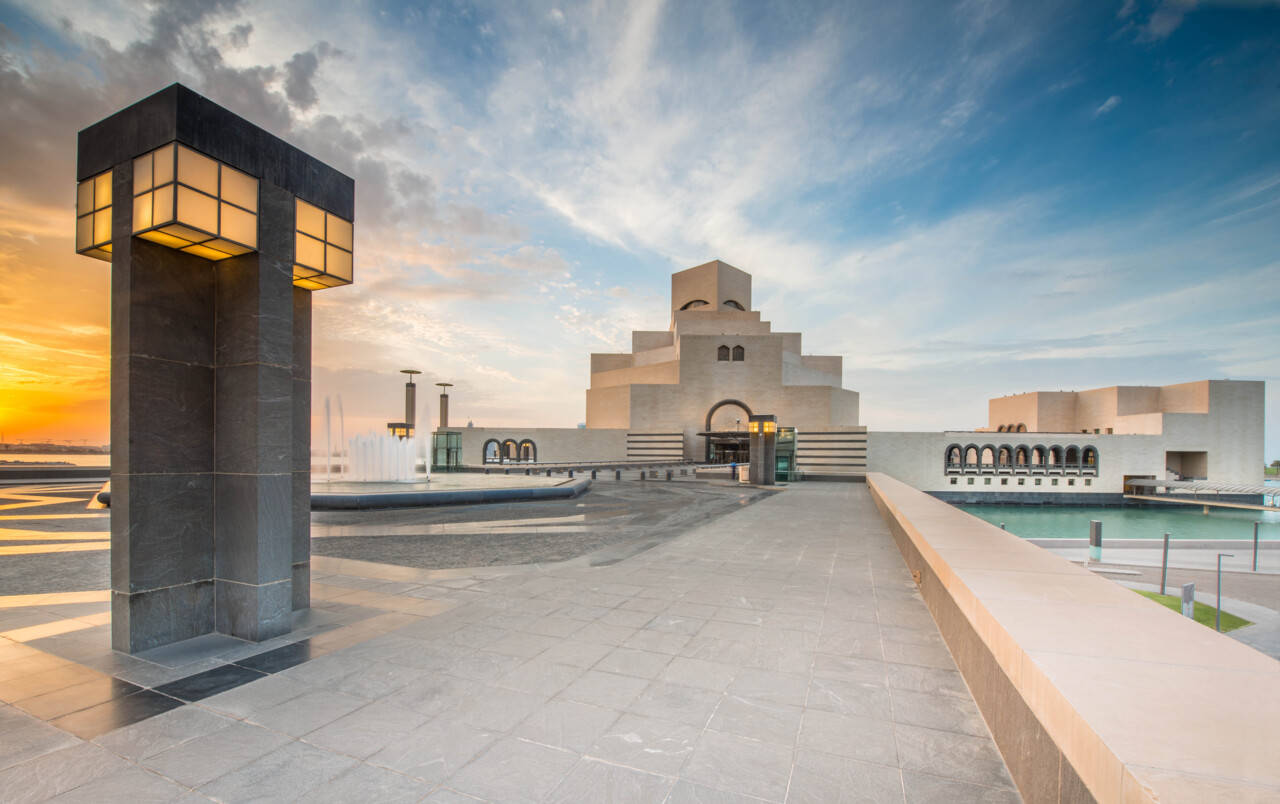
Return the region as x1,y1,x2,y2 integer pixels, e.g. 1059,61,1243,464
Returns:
1015,446,1029,466
945,445,962,471
980,446,996,467
502,440,519,462
483,439,500,463
1016,423,1027,432
519,439,537,462
717,345,730,361
1032,446,1047,466
997,446,1012,466
964,446,979,466
997,425,1006,433
680,299,710,310
1049,446,1063,466
731,345,745,361
1083,446,1098,467
1065,446,1080,465
723,300,745,310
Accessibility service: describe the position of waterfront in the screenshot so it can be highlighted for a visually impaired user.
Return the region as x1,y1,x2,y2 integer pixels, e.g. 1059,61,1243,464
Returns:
959,502,1280,541
0,453,108,467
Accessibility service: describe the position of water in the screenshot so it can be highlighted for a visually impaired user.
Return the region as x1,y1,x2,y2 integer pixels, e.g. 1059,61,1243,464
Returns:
0,452,109,467
959,503,1280,542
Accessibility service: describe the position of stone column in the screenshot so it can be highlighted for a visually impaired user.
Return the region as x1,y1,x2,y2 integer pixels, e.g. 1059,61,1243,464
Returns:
211,182,295,642
291,287,311,611
110,161,218,652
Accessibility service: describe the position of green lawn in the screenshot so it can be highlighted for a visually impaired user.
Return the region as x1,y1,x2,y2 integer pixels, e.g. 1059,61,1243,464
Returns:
1135,590,1252,632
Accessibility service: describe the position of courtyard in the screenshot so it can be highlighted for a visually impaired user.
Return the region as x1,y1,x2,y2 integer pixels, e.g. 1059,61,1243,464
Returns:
0,481,1015,802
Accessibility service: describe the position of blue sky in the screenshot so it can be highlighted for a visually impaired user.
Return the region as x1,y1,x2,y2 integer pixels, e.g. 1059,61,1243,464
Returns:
1,0,1277,458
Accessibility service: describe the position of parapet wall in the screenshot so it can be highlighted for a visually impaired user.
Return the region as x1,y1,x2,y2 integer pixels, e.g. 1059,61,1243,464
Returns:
866,472,1280,804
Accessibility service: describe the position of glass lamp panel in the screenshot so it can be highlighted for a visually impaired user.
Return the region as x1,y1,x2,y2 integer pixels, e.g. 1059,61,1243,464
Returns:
219,203,257,248
295,199,325,239
152,184,174,225
77,181,94,216
94,171,112,209
296,232,325,270
159,223,212,243
176,186,218,235
219,166,257,212
203,238,252,256
181,243,231,261
325,214,353,250
139,229,192,249
326,245,353,280
76,215,92,250
133,153,153,193
133,192,153,232
177,146,218,195
153,144,175,186
293,277,327,290
93,211,111,246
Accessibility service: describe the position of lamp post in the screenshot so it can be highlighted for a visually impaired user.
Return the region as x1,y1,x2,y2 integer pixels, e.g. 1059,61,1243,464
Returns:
747,414,778,486
437,382,453,429
387,369,420,439
76,85,354,653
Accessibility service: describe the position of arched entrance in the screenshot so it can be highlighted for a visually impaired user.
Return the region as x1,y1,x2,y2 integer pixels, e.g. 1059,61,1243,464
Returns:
702,399,752,463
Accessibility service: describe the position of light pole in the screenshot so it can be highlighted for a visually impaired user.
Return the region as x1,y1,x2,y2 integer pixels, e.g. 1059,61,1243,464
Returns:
77,84,354,652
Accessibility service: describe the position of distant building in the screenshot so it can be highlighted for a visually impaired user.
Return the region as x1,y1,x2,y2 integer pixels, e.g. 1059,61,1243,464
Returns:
868,380,1264,502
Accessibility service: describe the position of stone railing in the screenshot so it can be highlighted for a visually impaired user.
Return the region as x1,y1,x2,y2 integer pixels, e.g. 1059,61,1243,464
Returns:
866,472,1280,803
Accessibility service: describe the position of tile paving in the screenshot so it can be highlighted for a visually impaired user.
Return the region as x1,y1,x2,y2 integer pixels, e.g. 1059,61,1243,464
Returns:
0,481,1019,801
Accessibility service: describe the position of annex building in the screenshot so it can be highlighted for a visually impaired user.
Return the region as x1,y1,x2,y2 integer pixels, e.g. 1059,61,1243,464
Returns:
867,380,1264,503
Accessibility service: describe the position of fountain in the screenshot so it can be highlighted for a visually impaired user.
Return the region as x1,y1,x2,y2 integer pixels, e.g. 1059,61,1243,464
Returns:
346,431,422,482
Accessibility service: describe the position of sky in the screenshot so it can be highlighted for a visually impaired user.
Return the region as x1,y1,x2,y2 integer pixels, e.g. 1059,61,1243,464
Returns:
0,0,1277,460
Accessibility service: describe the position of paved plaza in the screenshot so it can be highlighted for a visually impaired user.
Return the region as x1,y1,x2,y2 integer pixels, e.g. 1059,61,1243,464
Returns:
1,481,1018,802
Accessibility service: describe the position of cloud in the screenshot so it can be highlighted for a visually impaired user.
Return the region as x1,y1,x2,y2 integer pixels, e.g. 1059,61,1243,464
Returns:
1093,95,1122,117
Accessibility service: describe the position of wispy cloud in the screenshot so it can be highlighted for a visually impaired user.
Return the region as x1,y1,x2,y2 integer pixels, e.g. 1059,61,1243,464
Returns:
1093,95,1123,117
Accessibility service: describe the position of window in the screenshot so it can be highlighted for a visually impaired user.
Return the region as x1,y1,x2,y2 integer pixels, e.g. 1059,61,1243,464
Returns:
1068,479,1075,486
1017,478,1025,486
1085,479,1092,486
1051,478,1059,486
723,299,745,310
1000,478,1008,485
984,478,991,485
967,478,974,485
717,345,730,361
732,345,745,361
1035,478,1042,486
680,299,709,310
950,478,957,485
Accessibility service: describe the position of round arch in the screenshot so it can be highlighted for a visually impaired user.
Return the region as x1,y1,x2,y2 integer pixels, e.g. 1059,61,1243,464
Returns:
1015,423,1027,432
519,439,537,462
501,439,519,462
680,299,710,310
704,399,753,462
482,439,500,463
1014,445,1030,466
945,444,963,471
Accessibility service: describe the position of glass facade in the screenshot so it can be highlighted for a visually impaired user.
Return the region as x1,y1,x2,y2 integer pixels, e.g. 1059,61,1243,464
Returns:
432,431,462,471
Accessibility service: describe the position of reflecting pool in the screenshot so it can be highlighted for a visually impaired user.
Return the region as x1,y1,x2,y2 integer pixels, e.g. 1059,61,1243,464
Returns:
958,503,1280,541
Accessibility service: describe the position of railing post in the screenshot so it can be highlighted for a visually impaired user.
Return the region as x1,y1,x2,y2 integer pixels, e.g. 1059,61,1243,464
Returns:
1160,532,1170,595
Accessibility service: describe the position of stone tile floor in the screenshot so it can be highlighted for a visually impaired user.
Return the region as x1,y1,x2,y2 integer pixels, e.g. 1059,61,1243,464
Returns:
0,481,1019,802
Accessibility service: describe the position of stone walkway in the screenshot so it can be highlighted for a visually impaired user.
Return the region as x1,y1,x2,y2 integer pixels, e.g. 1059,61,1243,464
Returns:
0,483,1018,802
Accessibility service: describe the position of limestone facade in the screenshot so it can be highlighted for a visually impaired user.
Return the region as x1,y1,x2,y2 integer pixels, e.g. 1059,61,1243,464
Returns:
586,260,862,464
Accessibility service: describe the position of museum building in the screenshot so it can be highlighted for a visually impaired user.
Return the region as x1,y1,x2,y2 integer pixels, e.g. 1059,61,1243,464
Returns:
449,260,867,475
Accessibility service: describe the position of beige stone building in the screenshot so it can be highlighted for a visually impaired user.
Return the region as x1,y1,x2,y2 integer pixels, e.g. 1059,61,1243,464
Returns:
450,260,866,473
868,379,1264,501
586,260,863,468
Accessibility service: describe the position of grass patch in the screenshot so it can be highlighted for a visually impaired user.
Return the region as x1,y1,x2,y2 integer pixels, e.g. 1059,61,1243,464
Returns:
1135,590,1252,632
